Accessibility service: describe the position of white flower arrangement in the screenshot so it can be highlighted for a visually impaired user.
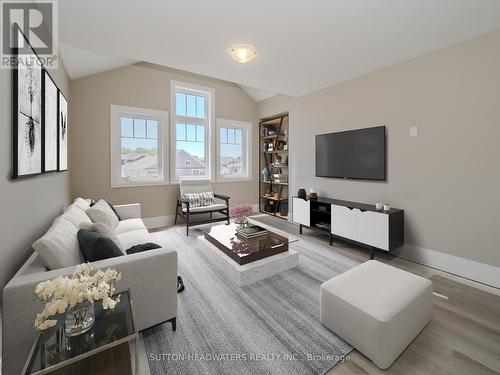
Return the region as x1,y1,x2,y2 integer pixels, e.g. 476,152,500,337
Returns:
34,263,122,331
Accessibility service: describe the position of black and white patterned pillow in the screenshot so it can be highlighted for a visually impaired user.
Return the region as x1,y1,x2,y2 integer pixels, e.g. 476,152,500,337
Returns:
182,192,216,208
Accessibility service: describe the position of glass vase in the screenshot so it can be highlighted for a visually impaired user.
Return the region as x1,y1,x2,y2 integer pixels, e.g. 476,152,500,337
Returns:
234,217,248,228
65,300,95,337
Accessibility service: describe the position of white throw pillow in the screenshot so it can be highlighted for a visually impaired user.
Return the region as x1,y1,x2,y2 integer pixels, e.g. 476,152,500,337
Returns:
61,205,92,228
86,199,119,229
33,219,84,270
73,197,91,211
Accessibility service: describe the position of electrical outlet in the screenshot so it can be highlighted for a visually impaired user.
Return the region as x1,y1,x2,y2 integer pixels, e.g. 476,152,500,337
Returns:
410,126,418,137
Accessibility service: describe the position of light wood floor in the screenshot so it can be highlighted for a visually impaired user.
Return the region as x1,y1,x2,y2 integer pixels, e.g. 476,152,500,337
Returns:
143,217,500,375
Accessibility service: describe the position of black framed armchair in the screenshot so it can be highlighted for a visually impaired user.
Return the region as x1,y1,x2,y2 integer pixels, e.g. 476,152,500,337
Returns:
175,179,230,235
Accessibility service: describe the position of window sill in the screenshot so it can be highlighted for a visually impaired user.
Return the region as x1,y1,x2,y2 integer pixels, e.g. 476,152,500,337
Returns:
215,177,253,184
111,180,171,188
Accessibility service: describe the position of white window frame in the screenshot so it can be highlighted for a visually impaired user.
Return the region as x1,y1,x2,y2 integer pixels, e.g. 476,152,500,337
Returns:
216,118,253,182
110,105,169,188
170,80,215,183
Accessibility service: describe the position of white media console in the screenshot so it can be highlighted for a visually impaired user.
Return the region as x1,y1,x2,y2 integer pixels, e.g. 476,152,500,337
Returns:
292,197,404,259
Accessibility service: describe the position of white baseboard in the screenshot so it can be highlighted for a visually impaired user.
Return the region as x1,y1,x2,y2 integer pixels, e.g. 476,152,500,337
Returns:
143,215,176,229
394,244,500,289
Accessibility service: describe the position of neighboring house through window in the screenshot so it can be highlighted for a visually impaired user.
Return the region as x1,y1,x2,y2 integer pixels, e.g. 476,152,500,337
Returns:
171,80,214,181
216,118,252,181
110,105,169,187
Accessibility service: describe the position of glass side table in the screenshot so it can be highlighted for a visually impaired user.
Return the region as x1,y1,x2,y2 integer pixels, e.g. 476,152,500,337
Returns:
22,291,138,375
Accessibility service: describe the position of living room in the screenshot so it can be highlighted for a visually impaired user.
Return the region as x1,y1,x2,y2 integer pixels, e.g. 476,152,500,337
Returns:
1,1,499,374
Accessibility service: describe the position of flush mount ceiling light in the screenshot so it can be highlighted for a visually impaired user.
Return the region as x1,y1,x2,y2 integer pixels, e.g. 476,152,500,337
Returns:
228,44,257,63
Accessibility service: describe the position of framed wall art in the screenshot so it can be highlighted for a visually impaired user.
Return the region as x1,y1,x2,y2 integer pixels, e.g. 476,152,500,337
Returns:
13,31,43,178
58,90,68,171
42,69,58,172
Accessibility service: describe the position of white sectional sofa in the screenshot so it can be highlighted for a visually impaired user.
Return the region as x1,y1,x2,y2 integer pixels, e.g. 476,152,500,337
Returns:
2,198,178,375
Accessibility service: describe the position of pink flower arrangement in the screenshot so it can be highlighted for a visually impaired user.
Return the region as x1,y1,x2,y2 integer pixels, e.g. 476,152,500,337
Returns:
230,203,253,220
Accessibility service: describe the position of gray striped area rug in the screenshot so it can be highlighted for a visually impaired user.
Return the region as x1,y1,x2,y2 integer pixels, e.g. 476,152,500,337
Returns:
144,225,361,375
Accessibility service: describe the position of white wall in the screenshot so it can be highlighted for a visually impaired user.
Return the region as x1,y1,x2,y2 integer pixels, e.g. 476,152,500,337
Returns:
0,62,70,293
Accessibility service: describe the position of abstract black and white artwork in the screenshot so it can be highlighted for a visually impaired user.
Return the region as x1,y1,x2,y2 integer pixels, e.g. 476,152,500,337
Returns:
13,39,42,178
43,70,58,172
58,91,68,171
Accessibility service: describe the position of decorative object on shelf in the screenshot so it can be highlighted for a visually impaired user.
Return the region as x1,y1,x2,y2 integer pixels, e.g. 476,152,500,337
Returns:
230,203,253,228
261,167,270,182
383,204,391,212
308,188,318,200
283,144,288,151
34,263,121,337
268,129,277,136
263,140,269,151
375,203,383,211
276,155,282,164
277,140,287,150
298,188,307,199
267,143,274,151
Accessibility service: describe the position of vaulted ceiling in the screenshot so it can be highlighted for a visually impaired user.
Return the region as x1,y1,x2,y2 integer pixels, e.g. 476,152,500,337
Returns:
59,0,500,101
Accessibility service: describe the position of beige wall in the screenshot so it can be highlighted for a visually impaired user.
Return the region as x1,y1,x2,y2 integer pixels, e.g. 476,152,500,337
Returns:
258,29,500,268
69,63,258,219
0,62,70,291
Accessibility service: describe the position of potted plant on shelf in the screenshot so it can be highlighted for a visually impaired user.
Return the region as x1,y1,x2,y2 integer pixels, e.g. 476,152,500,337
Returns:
34,263,122,337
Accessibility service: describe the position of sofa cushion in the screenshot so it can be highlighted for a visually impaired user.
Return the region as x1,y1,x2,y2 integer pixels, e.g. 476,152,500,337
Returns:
32,219,84,270
61,205,92,228
86,199,119,229
115,218,147,234
116,229,150,250
77,228,124,262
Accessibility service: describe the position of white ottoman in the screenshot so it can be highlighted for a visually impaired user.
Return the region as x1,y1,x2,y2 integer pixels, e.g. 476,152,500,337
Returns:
320,260,433,369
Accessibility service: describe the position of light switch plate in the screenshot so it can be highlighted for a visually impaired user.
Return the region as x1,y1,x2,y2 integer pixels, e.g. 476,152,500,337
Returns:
410,126,418,137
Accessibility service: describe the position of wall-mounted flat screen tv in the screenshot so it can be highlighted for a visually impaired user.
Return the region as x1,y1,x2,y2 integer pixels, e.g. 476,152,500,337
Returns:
315,126,386,181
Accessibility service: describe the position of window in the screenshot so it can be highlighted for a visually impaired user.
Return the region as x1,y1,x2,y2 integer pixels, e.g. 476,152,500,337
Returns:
216,119,252,181
110,105,169,187
170,80,214,181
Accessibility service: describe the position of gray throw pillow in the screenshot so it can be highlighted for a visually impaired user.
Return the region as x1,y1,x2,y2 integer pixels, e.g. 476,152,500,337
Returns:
86,199,119,229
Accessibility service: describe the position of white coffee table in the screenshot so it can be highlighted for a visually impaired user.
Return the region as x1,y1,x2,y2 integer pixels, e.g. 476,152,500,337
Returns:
199,223,299,286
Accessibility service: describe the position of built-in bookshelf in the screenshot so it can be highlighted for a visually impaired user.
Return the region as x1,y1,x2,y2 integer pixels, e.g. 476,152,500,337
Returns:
259,113,289,219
